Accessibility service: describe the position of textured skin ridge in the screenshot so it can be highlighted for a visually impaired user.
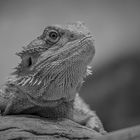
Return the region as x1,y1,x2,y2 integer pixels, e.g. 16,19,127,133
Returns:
0,22,106,134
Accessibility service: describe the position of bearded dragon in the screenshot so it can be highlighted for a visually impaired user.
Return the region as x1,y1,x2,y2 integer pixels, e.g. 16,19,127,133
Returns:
0,22,105,134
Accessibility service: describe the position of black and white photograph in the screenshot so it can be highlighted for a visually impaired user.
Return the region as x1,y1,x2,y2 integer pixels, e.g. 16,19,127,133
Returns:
0,0,140,139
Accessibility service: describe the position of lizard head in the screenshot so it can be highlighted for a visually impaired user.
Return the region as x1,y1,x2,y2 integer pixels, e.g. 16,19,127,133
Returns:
12,22,95,105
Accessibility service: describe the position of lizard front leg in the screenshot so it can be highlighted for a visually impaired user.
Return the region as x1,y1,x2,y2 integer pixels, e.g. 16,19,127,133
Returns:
72,93,106,134
0,83,34,115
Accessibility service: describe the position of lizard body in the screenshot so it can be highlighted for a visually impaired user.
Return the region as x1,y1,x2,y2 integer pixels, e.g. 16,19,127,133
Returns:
0,22,105,134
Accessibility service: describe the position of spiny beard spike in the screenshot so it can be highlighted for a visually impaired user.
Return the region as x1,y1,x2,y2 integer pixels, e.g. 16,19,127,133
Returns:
86,65,92,76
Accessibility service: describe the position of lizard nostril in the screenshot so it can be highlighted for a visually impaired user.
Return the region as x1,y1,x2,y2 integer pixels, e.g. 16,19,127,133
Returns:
70,34,75,39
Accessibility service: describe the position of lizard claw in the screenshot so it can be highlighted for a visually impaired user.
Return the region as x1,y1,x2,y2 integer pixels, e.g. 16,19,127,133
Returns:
86,117,107,134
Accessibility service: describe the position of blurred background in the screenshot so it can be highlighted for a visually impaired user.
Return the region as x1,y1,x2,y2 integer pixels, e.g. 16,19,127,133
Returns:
0,0,140,132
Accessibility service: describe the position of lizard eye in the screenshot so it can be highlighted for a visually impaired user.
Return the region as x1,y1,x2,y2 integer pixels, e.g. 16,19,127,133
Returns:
47,30,60,43
49,31,58,40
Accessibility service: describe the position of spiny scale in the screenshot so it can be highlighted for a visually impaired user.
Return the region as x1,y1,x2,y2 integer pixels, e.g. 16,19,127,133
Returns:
86,65,92,76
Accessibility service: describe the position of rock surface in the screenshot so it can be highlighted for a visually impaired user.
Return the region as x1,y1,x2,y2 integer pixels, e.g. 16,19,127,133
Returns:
0,115,102,140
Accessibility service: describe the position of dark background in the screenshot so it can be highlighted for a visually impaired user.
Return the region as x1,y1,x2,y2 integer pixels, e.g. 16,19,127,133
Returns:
0,0,140,132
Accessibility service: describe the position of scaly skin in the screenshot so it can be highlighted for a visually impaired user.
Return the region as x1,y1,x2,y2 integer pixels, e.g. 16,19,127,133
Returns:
0,22,105,134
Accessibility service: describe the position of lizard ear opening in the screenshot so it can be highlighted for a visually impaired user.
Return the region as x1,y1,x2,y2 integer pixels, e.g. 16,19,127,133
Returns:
27,57,32,67
12,55,35,76
22,55,33,68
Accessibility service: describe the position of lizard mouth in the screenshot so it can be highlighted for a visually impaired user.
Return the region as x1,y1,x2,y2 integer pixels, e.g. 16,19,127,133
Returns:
62,35,95,65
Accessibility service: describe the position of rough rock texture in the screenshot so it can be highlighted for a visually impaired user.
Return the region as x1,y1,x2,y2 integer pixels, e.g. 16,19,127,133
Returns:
0,115,140,140
97,125,140,140
0,115,102,140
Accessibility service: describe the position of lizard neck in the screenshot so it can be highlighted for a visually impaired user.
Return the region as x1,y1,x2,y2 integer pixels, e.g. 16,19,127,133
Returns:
2,81,74,118
20,100,74,119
